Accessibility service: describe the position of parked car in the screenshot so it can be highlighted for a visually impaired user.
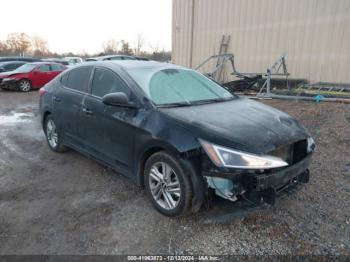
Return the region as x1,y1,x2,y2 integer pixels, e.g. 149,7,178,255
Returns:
64,57,84,66
0,61,27,73
0,56,42,62
85,55,136,61
39,61,315,217
0,62,66,92
134,56,150,61
42,58,69,66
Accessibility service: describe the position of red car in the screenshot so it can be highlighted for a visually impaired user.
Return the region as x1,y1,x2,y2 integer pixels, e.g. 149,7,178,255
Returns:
0,62,66,92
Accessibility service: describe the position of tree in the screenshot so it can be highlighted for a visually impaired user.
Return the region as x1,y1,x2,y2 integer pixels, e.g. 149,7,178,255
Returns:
149,42,160,53
6,33,32,56
0,40,9,55
119,40,133,55
102,39,119,55
134,33,145,55
32,36,49,57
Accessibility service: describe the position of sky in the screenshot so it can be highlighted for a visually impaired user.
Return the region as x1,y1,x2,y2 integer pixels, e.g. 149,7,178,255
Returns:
0,0,172,54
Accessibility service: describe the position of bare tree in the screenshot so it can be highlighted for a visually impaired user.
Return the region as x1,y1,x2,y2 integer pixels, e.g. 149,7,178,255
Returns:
149,42,160,54
0,40,9,55
6,33,32,56
31,36,49,57
119,40,133,55
102,39,119,55
134,33,145,56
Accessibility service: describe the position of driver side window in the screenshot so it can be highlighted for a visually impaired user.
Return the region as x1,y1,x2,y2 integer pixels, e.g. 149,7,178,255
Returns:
91,68,131,98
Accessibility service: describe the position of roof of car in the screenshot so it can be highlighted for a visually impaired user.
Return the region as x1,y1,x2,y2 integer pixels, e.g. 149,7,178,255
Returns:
87,55,134,61
64,61,185,76
0,61,27,65
26,62,63,65
107,60,183,70
79,61,184,72
0,57,42,62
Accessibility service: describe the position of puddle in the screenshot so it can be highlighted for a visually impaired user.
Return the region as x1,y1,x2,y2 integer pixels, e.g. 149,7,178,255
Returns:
0,112,34,125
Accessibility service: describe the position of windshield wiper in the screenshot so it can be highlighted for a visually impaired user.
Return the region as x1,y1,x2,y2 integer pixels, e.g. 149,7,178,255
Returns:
157,102,191,108
190,97,234,105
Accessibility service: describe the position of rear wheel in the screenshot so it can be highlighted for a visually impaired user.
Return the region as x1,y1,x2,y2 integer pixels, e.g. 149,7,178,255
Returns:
144,151,193,217
44,116,68,152
18,79,31,92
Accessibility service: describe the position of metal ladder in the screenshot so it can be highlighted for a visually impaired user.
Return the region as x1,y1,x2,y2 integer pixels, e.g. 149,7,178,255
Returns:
212,35,231,83
257,53,290,97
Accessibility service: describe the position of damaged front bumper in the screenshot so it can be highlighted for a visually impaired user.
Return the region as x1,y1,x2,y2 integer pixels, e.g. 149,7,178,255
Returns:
0,79,18,90
203,154,312,206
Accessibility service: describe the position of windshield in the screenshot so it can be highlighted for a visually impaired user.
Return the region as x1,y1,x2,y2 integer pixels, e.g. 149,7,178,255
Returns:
127,68,234,106
13,64,37,73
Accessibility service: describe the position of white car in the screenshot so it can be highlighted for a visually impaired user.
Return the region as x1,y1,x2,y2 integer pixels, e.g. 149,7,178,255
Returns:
64,57,84,66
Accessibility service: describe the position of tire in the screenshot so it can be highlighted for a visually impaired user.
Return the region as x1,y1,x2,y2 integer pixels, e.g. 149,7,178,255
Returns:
44,115,69,152
144,151,193,217
18,79,31,92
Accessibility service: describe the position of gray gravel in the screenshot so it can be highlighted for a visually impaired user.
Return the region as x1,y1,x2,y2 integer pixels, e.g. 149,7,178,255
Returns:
0,90,349,255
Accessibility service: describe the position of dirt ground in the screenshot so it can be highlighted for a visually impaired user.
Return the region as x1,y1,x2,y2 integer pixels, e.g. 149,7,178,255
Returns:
0,89,349,255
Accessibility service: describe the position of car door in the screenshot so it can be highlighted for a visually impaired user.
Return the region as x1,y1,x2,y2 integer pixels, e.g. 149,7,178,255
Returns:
31,64,52,87
50,64,65,79
81,67,137,175
53,66,93,148
31,64,51,87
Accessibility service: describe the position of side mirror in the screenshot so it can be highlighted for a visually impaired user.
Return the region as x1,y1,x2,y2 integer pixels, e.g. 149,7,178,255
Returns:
102,92,137,108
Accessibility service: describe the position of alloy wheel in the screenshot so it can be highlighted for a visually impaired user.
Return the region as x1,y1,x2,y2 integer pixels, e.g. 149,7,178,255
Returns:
19,80,31,92
148,162,181,210
46,119,58,148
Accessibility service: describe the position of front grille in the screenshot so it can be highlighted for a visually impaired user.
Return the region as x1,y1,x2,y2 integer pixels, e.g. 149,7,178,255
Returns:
292,139,307,164
270,139,307,165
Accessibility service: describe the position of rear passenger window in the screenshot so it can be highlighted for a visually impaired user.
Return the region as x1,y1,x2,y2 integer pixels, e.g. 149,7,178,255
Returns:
91,68,130,98
65,67,92,93
61,72,69,86
51,64,63,71
39,65,51,72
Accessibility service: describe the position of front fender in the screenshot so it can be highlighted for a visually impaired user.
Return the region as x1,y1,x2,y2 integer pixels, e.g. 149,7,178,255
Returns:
133,110,202,185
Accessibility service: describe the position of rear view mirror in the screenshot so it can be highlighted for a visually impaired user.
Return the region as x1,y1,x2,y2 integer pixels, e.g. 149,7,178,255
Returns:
102,92,136,108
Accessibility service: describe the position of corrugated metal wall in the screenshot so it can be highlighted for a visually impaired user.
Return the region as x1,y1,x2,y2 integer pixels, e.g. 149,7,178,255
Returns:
172,0,350,83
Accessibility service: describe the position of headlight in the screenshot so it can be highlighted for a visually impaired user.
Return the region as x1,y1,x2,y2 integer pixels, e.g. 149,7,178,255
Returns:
307,137,315,153
199,139,288,169
3,78,15,81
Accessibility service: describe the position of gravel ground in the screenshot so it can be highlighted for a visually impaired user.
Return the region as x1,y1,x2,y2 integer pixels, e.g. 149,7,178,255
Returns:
0,90,349,255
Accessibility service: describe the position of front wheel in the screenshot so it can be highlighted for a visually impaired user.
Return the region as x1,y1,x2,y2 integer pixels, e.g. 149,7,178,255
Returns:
44,116,69,152
18,79,31,92
144,151,193,217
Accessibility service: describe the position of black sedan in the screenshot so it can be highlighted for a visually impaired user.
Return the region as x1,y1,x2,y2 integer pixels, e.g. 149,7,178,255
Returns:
0,56,42,62
39,61,315,217
0,61,27,73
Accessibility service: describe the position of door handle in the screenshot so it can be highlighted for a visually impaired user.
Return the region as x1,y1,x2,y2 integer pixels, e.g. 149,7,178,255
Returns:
82,107,93,115
53,96,61,102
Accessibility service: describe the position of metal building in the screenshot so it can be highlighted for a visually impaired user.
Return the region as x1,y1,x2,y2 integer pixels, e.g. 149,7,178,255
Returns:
172,0,350,84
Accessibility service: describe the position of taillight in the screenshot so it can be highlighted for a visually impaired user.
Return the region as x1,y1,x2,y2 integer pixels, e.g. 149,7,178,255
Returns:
39,88,47,97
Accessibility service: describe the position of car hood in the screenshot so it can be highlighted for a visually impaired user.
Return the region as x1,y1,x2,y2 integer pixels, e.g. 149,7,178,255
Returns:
159,97,309,154
0,71,23,78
